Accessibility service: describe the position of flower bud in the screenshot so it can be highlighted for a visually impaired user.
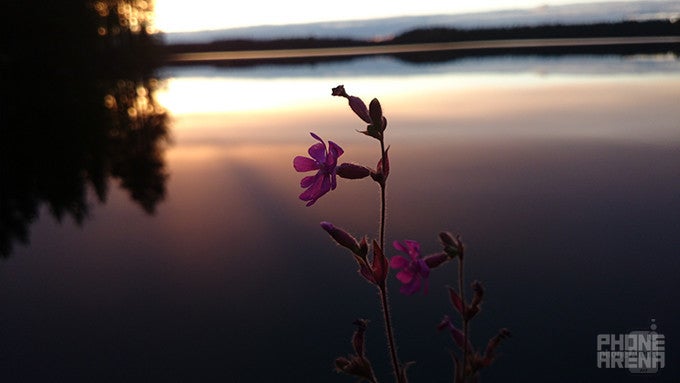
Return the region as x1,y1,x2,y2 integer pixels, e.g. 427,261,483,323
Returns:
370,240,389,287
337,163,371,179
439,231,463,258
471,280,484,307
423,252,450,269
332,85,371,123
349,96,371,124
351,319,368,357
321,222,361,256
439,231,457,247
369,98,383,131
370,148,390,185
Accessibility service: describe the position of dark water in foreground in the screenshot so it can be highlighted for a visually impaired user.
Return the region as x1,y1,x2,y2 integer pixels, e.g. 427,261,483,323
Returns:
2,55,679,382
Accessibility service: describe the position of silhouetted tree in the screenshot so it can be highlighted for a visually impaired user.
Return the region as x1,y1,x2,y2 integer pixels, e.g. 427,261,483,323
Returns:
1,0,169,257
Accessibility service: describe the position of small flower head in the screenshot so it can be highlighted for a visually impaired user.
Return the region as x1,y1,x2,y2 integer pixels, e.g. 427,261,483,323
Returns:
293,132,343,206
390,240,430,295
332,85,371,124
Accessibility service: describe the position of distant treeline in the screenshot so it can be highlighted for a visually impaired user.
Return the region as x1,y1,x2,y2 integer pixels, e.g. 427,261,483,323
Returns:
165,37,373,54
162,20,679,66
165,20,678,54
391,20,679,44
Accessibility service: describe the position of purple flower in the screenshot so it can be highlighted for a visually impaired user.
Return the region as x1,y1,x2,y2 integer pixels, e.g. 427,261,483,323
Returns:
293,132,343,206
390,240,430,295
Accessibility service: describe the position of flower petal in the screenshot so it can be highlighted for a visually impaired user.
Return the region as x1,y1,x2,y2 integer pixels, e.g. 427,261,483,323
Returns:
300,173,331,206
308,142,326,163
417,259,430,278
300,174,317,188
330,172,337,191
400,278,421,295
404,240,420,259
294,156,320,172
393,240,407,253
327,140,344,165
390,255,410,269
396,269,414,284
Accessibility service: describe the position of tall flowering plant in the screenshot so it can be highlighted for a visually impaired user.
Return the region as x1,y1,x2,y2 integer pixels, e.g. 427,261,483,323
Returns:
293,85,509,383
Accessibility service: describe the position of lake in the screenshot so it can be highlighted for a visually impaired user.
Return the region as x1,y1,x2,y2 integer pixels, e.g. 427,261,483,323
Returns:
2,53,679,382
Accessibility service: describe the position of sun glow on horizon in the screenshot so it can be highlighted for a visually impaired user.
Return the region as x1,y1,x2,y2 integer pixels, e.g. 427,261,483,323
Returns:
152,0,635,33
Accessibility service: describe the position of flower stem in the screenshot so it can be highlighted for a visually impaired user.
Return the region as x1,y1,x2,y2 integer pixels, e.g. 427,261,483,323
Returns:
378,138,387,250
379,285,402,383
458,257,469,382
377,137,402,383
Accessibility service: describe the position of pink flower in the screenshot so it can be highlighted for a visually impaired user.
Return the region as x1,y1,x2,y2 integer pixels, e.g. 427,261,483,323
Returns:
293,132,343,206
390,240,430,295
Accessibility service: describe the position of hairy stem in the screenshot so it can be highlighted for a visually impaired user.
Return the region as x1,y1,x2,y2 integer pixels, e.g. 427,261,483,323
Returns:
379,285,402,383
458,257,468,382
377,136,402,383
379,138,387,250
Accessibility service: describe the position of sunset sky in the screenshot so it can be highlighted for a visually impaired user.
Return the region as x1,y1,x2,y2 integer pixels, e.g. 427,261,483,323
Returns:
153,0,642,32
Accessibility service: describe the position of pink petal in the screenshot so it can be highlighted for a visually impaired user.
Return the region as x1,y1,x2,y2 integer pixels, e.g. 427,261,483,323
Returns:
330,173,337,190
401,278,421,295
327,140,344,164
417,259,430,278
390,255,410,269
396,269,414,284
404,240,420,256
300,173,331,206
393,240,407,253
308,142,326,163
299,174,324,201
300,175,317,188
293,156,319,172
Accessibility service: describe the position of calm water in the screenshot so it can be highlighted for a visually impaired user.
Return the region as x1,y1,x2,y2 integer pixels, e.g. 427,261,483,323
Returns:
2,54,679,382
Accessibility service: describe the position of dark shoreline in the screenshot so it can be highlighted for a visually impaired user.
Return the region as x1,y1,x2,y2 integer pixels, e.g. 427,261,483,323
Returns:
160,20,680,67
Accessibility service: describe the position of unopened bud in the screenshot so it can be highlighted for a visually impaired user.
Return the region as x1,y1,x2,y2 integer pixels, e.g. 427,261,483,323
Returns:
321,222,361,256
439,231,463,258
424,252,450,269
337,163,371,179
369,98,383,131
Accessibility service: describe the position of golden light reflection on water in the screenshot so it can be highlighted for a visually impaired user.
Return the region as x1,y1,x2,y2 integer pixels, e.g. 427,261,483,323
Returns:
154,66,680,242
156,71,680,147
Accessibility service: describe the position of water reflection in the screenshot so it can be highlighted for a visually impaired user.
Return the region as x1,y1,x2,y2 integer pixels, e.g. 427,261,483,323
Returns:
0,1,168,257
2,10,680,380
143,58,680,382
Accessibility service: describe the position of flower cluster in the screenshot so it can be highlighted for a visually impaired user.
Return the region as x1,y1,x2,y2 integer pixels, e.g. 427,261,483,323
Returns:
293,86,508,383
